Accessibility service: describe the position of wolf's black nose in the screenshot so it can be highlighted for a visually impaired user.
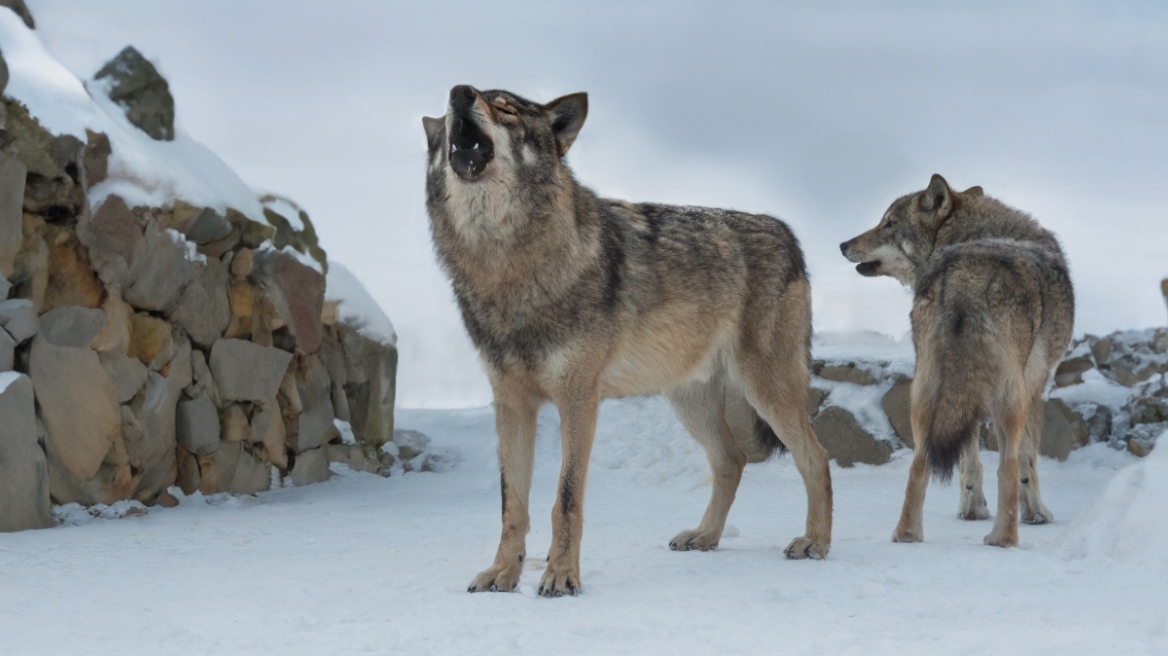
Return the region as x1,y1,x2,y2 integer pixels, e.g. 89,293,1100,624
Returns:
450,85,477,110
839,242,849,255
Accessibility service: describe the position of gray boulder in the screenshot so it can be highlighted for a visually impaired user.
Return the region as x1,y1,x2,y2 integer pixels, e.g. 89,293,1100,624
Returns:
210,338,293,402
177,393,220,455
30,306,121,480
0,373,53,532
123,219,199,313
0,298,38,343
290,446,332,486
881,378,914,448
198,441,271,495
1040,399,1090,461
93,46,175,141
293,354,335,453
812,406,893,467
1054,354,1094,388
167,252,230,349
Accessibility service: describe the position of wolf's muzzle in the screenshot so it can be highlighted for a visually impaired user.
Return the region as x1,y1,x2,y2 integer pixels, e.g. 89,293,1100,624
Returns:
448,85,495,181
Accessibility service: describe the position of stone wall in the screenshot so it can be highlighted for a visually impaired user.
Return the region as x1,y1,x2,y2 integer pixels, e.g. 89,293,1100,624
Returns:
0,38,398,532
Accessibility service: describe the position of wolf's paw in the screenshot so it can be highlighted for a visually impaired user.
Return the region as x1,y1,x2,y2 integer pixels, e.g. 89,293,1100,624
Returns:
669,529,720,552
983,529,1018,548
957,504,991,521
784,536,829,560
467,562,522,593
537,563,581,598
892,526,923,543
1021,505,1053,525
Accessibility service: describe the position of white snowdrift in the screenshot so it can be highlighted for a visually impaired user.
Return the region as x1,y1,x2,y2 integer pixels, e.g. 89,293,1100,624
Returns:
1057,430,1168,565
0,11,265,222
325,260,397,346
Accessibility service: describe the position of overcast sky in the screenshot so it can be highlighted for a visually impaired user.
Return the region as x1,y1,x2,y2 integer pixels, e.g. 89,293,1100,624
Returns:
26,0,1168,407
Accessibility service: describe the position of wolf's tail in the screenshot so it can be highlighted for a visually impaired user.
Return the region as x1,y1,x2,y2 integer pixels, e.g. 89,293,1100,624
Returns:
918,310,998,482
752,411,787,458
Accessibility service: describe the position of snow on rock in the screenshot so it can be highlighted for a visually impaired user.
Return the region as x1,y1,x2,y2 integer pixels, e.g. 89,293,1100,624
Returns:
1057,431,1168,565
325,260,396,346
0,11,265,223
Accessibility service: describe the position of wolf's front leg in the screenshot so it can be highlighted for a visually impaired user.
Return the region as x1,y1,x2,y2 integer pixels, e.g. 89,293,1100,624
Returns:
540,390,600,597
468,385,539,593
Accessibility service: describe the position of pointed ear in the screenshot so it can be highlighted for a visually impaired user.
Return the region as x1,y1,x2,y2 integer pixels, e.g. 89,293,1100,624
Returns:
544,92,588,156
962,185,983,197
422,116,445,150
919,173,954,223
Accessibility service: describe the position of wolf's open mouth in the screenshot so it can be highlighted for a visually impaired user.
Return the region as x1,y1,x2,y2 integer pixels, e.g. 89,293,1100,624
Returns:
856,261,881,276
449,114,494,180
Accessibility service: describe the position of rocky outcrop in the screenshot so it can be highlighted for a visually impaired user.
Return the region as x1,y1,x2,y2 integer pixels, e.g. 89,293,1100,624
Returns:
93,46,175,141
0,38,399,531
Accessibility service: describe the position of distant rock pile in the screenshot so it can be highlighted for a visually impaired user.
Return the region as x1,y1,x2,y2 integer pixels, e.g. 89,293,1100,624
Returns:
808,328,1166,469
0,15,405,533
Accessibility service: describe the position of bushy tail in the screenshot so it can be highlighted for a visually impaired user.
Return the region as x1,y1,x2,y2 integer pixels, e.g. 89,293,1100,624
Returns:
920,310,998,482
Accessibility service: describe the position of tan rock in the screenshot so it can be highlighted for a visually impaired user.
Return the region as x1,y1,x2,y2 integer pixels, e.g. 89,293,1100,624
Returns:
42,225,104,311
220,403,251,443
128,312,172,366
90,294,133,355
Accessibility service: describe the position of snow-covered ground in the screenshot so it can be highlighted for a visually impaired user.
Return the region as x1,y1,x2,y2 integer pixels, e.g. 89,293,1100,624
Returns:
2,398,1163,655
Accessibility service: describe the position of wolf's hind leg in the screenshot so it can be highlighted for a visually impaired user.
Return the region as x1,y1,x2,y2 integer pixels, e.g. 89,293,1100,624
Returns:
664,381,747,552
957,436,990,520
1019,392,1053,524
985,402,1025,547
468,380,539,593
735,364,832,560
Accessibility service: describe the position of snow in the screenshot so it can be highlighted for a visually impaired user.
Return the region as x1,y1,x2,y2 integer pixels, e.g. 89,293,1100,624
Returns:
0,11,266,223
325,260,397,346
1058,430,1168,566
812,331,916,376
1052,368,1141,409
2,398,1162,654
0,370,24,394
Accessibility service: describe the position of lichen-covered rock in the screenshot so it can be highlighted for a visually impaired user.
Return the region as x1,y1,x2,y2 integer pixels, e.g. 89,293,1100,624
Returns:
93,46,175,141
340,326,397,446
0,372,53,532
167,252,230,349
122,219,198,313
812,406,893,467
293,354,335,453
42,225,104,311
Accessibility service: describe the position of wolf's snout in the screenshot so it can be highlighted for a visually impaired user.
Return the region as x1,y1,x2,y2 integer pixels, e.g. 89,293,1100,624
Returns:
839,241,850,256
450,85,478,111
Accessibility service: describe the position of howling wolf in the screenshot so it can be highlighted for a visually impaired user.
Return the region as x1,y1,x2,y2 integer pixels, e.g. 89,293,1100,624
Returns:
841,174,1074,547
423,85,832,596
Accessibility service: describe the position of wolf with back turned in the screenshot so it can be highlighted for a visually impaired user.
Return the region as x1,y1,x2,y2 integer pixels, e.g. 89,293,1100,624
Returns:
422,85,832,596
841,174,1074,547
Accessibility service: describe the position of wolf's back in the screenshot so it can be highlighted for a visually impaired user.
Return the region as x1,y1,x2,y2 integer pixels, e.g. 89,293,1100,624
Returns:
911,242,1048,480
